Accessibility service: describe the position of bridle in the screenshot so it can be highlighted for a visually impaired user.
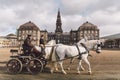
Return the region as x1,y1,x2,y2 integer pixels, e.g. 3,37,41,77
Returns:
96,43,101,53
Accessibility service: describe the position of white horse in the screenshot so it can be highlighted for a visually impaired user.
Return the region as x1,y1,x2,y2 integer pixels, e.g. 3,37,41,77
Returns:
44,39,102,75
67,39,102,73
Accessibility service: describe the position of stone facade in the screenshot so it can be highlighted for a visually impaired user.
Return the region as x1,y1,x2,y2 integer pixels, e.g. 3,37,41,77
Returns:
0,37,10,48
0,34,18,48
6,34,18,47
70,21,99,44
17,21,41,48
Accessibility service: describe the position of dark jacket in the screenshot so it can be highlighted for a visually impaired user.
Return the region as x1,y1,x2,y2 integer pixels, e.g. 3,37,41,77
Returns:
24,37,33,47
40,38,45,45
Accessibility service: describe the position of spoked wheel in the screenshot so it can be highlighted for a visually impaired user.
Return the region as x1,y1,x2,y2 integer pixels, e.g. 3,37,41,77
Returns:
27,58,43,74
6,58,22,74
39,57,47,68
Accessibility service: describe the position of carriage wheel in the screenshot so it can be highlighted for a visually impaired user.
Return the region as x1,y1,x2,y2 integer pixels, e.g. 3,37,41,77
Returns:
27,58,43,74
40,57,47,68
6,58,22,74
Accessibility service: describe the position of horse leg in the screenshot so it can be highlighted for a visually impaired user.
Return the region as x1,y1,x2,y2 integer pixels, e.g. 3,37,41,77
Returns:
50,62,55,73
77,60,82,74
54,62,59,71
79,60,85,71
58,61,67,74
67,58,74,70
83,56,92,75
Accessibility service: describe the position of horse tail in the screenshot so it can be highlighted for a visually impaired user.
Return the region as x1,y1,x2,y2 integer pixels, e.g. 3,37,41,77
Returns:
55,46,60,60
49,46,54,61
49,46,59,62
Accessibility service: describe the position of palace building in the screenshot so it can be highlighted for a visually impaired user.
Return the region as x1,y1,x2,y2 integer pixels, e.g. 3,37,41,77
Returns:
48,10,99,44
0,34,18,48
17,21,48,47
0,37,10,48
6,33,18,47
70,21,99,44
17,10,100,47
17,21,40,47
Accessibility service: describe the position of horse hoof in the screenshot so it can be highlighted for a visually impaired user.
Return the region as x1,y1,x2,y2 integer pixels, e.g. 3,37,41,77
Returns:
62,72,67,75
62,71,67,75
55,68,59,71
88,72,92,75
77,71,80,74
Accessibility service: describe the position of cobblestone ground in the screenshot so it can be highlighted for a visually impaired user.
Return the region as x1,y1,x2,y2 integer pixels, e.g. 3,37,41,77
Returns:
0,48,120,80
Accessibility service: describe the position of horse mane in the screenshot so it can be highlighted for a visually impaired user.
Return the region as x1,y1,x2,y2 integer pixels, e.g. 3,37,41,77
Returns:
46,40,56,45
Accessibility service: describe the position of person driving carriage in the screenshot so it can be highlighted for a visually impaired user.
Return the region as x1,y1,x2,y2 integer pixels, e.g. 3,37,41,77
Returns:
23,34,34,55
39,35,45,54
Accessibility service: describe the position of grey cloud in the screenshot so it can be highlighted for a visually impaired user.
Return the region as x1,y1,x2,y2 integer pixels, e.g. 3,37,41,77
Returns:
0,0,58,36
60,0,120,16
0,0,120,37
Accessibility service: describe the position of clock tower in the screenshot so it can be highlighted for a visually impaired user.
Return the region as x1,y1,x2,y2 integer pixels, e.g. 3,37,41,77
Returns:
55,9,63,34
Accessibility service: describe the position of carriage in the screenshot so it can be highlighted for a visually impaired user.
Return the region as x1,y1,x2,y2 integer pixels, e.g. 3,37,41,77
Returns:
6,47,47,75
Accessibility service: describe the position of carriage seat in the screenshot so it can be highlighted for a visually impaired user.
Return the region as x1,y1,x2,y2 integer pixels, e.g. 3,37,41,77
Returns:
10,49,19,57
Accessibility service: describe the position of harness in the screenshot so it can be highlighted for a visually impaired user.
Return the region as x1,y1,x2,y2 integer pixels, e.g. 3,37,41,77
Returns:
75,43,89,59
75,44,81,59
49,46,54,61
80,43,89,53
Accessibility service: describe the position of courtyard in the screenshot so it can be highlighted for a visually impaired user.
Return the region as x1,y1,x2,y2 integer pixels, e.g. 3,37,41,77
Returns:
0,48,120,80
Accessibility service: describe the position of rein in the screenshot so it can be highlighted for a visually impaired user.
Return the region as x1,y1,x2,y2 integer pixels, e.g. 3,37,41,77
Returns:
75,43,89,59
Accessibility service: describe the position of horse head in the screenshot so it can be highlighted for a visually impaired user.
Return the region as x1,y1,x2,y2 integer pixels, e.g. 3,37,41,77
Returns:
87,40,101,53
93,40,102,53
77,38,102,54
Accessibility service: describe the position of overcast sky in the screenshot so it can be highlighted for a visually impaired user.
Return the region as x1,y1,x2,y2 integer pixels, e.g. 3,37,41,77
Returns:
0,0,120,37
